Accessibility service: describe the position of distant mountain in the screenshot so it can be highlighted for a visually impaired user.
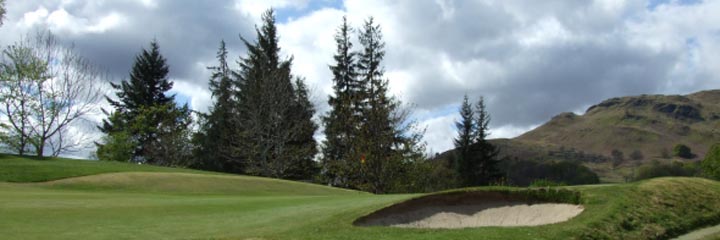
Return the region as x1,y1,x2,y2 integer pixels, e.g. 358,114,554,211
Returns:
517,89,720,160
435,90,720,182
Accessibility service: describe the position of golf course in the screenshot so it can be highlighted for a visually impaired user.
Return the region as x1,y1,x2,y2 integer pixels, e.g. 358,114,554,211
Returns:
2,154,720,240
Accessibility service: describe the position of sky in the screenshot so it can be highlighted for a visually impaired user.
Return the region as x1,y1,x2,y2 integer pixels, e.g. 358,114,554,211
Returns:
1,0,719,157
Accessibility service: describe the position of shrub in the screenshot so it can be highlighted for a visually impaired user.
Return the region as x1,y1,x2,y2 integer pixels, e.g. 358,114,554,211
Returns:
630,150,644,161
673,144,693,159
611,149,625,168
503,159,600,186
530,179,566,187
702,143,720,180
634,160,699,181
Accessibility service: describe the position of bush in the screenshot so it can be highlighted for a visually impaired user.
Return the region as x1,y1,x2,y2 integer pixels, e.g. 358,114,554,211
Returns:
611,149,625,168
503,159,600,186
634,160,699,181
702,143,720,180
96,131,134,162
673,144,694,159
630,150,644,161
529,179,566,187
389,159,459,193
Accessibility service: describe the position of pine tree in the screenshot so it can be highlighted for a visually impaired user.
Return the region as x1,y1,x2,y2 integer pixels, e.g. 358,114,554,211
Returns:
234,9,317,179
193,40,240,172
469,96,501,185
321,16,362,187
453,94,475,185
453,95,501,186
97,40,190,165
286,78,319,179
355,18,425,193
358,17,394,193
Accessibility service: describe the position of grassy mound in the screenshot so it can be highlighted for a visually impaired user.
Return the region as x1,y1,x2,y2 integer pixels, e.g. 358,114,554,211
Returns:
42,172,362,196
0,154,205,182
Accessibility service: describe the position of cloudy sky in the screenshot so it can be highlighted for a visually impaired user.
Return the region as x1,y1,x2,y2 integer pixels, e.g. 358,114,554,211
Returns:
1,0,719,156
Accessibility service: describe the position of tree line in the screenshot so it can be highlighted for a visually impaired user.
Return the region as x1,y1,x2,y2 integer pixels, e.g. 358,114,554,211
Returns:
94,10,429,193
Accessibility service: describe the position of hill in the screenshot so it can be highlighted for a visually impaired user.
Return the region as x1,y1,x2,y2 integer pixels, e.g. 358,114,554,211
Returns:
517,89,720,161
436,90,720,182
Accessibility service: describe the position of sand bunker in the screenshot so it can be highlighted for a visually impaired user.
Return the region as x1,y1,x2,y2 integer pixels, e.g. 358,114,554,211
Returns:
355,191,584,229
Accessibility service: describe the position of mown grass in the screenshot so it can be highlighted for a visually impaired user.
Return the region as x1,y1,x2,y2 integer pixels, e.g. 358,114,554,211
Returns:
1,155,720,239
0,153,208,182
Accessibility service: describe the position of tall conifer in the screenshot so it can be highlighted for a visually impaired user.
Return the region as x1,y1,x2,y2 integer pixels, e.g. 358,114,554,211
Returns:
234,9,317,179
193,40,241,171
98,40,190,165
354,18,425,193
321,17,362,187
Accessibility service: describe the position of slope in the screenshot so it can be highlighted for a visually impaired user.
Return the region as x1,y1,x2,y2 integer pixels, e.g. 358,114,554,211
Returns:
517,90,720,160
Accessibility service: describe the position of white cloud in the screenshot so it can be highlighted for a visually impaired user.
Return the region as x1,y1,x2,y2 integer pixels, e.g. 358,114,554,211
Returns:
517,17,572,47
86,12,124,33
169,80,212,113
277,7,344,102
20,7,50,27
18,7,125,34
490,124,538,139
420,114,456,155
235,0,310,19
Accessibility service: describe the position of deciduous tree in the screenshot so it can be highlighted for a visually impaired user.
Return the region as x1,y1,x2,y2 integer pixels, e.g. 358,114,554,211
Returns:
0,31,103,157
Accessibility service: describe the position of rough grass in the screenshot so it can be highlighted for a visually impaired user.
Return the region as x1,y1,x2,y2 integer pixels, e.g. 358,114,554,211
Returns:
579,177,720,239
2,155,720,239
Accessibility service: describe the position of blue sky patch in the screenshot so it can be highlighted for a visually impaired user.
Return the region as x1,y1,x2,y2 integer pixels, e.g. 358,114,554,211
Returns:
647,0,702,10
275,0,343,23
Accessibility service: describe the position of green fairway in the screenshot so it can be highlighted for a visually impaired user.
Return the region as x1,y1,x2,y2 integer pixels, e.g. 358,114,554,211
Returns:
2,155,720,239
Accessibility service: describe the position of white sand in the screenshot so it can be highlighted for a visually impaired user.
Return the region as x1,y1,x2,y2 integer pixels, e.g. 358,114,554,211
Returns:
359,202,584,229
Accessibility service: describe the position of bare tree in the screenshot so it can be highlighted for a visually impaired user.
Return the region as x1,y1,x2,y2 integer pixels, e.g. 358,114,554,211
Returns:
0,31,103,157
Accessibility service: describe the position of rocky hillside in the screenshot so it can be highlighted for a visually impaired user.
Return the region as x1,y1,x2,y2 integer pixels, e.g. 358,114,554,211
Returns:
517,89,720,160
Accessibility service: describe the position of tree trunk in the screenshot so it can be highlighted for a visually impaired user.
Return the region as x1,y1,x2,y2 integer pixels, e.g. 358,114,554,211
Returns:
37,141,44,157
